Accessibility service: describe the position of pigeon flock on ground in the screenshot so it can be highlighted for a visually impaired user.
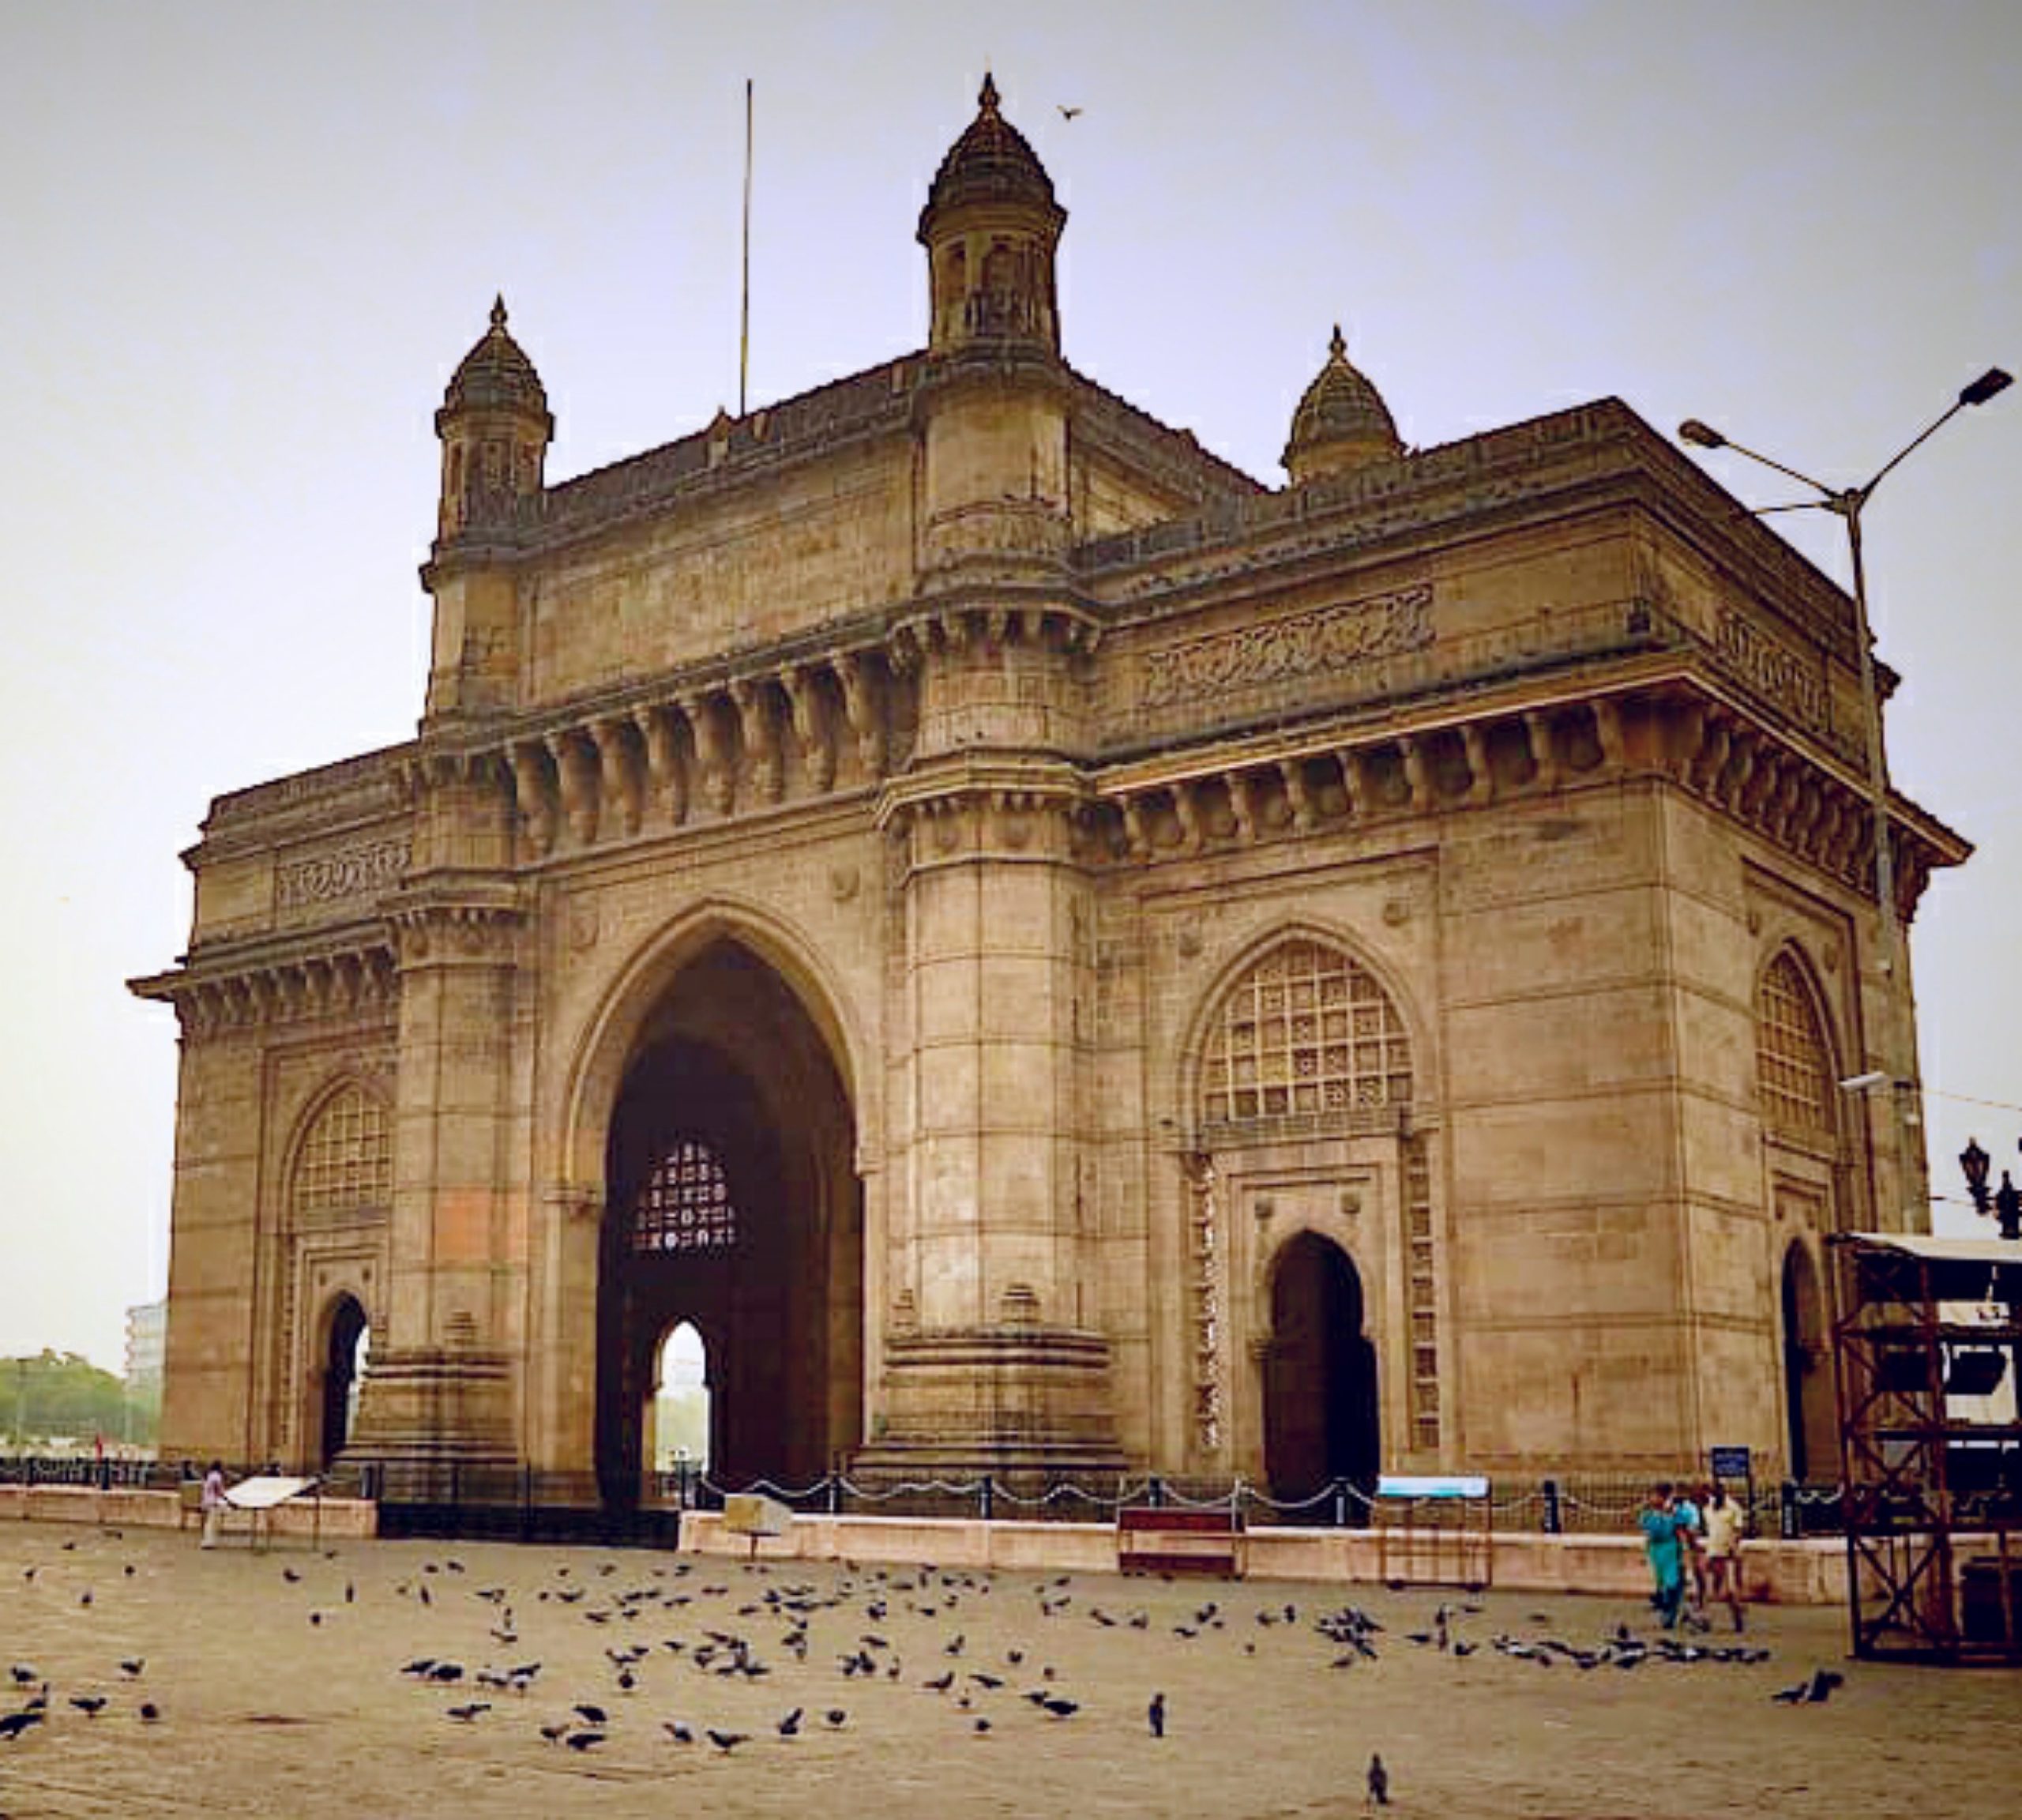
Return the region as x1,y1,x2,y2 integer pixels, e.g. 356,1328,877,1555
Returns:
0,1523,1849,1800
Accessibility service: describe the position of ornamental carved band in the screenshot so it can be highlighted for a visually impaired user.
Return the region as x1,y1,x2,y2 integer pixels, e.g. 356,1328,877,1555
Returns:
1138,584,1434,710
1712,611,1828,738
275,839,412,912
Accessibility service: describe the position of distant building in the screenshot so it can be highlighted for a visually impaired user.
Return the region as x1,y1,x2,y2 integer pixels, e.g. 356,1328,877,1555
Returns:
133,77,1966,1501
124,1300,166,1397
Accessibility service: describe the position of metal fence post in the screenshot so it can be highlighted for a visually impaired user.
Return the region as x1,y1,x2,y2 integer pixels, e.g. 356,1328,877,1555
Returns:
1542,1478,1562,1535
1148,1474,1164,1510
979,1475,994,1522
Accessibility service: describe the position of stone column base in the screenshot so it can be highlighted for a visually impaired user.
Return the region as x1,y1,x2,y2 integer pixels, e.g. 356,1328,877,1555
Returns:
343,1347,517,1501
851,1325,1126,1488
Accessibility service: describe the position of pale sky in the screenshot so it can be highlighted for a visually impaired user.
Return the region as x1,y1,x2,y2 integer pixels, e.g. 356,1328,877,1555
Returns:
2,2,2016,1372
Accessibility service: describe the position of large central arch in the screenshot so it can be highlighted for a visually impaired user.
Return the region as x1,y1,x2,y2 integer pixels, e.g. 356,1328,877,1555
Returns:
592,938,861,1506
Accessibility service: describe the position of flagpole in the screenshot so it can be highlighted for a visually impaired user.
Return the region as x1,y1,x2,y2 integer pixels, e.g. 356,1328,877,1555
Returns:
739,77,753,418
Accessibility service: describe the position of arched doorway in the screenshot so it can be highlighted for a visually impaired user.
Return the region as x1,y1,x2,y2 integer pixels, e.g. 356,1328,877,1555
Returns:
1782,1243,1836,1483
596,940,859,1506
648,1320,711,1479
319,1294,370,1468
1264,1232,1379,1502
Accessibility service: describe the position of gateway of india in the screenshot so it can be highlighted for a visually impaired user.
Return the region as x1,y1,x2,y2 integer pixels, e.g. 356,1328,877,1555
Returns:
133,78,1964,1504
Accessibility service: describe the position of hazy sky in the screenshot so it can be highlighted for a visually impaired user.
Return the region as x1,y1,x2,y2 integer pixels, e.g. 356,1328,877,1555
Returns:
2,2,2016,1372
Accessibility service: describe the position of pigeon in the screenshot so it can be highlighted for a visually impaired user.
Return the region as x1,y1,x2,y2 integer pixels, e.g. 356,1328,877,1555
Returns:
1367,1752,1391,1809
1806,1668,1845,1704
0,1711,46,1741
664,1720,695,1743
282,1567,302,1584
1058,105,1082,120
777,1706,802,1736
426,1663,464,1683
70,1696,108,1718
119,1659,145,1679
1039,1697,1079,1718
573,1702,609,1725
138,1702,160,1723
825,1709,848,1728
445,1702,490,1722
8,1667,36,1687
565,1730,607,1750
707,1728,750,1752
1148,1691,1165,1738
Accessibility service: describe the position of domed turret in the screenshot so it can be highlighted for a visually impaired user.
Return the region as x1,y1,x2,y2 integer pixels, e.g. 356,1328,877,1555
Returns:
434,296,553,542
1283,325,1403,485
918,76,1066,356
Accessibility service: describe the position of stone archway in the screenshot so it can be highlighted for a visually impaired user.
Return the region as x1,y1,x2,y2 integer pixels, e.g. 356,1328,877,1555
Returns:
316,1293,370,1468
1782,1241,1836,1483
594,940,860,1506
1264,1232,1379,1502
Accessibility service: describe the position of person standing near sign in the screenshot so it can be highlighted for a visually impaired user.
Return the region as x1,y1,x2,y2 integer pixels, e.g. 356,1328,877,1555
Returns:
1701,1481,1749,1630
199,1460,227,1550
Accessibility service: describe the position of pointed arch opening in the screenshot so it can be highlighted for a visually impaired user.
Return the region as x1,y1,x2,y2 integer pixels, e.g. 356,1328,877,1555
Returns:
594,938,860,1507
649,1319,712,1481
1265,1232,1379,1502
316,1293,370,1468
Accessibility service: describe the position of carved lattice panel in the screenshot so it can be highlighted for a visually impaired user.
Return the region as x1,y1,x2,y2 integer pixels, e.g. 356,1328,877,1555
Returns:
1201,940,1411,1125
1757,952,1834,1138
291,1084,393,1218
631,1138,739,1254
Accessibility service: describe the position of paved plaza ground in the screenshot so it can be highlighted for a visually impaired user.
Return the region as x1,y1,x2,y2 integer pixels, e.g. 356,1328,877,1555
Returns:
0,1521,2013,1818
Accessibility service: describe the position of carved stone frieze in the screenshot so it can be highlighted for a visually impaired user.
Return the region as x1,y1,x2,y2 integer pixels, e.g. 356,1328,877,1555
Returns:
1138,583,1433,711
274,838,411,913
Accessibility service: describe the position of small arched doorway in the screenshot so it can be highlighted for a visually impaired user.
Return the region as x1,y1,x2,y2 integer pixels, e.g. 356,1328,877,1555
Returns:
1265,1232,1380,1502
596,940,859,1507
646,1320,712,1482
319,1295,370,1468
1782,1243,1836,1483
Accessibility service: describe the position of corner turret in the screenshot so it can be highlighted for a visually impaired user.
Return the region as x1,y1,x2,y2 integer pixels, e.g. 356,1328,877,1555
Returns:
1283,325,1403,485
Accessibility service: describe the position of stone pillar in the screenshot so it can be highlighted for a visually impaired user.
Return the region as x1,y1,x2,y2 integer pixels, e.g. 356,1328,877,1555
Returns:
861,724,1122,1482
344,868,525,1497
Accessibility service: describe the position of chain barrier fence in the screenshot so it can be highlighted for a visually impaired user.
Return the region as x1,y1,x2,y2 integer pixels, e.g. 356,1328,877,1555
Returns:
0,1455,1847,1546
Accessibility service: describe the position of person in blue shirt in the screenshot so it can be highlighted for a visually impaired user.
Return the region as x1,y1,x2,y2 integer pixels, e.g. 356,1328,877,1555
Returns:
1638,1482,1685,1629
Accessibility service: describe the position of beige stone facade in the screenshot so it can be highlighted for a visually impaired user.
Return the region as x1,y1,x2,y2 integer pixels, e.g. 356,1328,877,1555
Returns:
133,80,1965,1499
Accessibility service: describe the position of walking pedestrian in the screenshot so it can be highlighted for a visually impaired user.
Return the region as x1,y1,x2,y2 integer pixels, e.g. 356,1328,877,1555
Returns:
1637,1482,1685,1629
199,1460,227,1550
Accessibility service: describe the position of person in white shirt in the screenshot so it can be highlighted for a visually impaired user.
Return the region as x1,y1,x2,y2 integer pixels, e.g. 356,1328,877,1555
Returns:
1701,1480,1749,1631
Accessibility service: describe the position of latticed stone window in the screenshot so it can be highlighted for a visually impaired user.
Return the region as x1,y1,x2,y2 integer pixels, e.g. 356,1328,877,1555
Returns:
292,1083,393,1216
1756,952,1835,1138
630,1138,739,1254
1201,938,1413,1125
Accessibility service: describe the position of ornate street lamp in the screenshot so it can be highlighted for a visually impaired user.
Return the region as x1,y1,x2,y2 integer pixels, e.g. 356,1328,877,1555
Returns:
1960,1135,2022,1242
1681,370,2012,1228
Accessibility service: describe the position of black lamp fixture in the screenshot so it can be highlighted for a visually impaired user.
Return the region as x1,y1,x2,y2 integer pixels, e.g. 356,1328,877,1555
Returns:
1960,1135,2022,1242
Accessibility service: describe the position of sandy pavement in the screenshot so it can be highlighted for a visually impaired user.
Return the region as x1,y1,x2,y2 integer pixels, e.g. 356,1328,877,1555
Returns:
0,1522,2014,1819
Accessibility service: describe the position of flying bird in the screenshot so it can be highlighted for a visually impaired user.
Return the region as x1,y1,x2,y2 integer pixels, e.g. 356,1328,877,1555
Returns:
1058,104,1081,119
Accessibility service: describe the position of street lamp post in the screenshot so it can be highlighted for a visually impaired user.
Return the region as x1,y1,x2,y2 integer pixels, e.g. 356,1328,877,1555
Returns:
1679,368,2011,1229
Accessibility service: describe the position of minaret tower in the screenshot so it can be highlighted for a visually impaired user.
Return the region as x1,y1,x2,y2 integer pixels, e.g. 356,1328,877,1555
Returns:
423,296,553,723
914,74,1073,580
864,80,1122,1486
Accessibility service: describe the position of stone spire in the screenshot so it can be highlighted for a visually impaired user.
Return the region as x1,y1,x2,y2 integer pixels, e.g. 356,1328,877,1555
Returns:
1282,325,1404,485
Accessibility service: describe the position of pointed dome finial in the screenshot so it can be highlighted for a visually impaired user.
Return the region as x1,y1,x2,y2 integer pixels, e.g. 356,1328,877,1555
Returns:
1283,320,1403,483
979,71,1000,114
490,294,509,332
